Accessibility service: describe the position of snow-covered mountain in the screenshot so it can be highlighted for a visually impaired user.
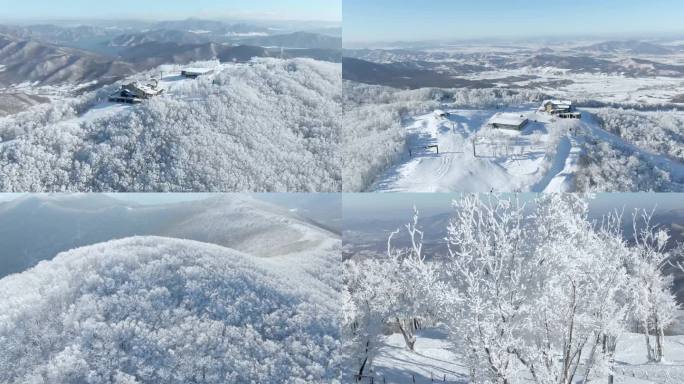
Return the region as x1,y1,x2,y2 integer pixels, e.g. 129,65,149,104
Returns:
0,18,341,93
0,236,340,383
0,57,341,192
238,31,342,49
0,194,341,383
0,33,136,87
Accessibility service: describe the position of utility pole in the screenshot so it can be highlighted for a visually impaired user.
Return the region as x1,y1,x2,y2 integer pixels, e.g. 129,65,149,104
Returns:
472,137,476,157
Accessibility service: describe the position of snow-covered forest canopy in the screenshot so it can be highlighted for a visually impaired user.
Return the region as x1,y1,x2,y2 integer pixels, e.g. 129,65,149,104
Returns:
0,194,342,383
0,58,341,192
343,194,684,383
575,109,684,192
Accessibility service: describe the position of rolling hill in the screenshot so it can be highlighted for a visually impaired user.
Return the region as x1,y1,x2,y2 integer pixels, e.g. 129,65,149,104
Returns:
0,194,342,383
342,57,492,89
0,33,136,87
0,236,341,383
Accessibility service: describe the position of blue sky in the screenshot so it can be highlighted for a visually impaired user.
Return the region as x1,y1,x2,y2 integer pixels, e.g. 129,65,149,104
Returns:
0,0,341,22
344,0,684,43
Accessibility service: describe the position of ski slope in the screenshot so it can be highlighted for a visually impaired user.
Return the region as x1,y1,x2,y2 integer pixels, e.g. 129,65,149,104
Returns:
369,106,684,193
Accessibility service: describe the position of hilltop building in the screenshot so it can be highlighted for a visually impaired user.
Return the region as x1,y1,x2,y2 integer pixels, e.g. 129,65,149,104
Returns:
539,100,581,119
487,112,529,130
109,81,163,104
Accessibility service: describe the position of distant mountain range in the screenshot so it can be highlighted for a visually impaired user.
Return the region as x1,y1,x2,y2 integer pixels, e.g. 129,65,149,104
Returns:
0,19,341,89
514,53,684,77
106,29,340,51
0,33,136,87
0,19,341,52
343,38,684,89
342,57,492,89
576,40,676,55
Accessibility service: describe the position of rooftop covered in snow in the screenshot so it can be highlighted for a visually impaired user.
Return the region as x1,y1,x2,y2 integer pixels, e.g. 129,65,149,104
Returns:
542,99,573,106
181,67,215,77
487,112,529,129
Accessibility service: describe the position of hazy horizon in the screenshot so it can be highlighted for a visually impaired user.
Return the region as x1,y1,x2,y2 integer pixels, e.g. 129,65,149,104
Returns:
0,0,341,23
344,0,684,46
342,32,684,49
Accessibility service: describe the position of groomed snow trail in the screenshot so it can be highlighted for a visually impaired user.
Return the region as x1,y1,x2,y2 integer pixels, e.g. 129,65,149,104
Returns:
369,106,684,193
369,107,578,193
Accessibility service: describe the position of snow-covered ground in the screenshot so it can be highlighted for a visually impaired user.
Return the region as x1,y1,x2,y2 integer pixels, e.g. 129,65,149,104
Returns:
372,329,468,383
369,106,577,192
369,106,684,192
367,329,684,384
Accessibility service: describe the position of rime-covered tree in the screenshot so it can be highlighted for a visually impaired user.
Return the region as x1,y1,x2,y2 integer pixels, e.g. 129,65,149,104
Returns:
444,194,532,384
517,195,630,384
627,210,679,363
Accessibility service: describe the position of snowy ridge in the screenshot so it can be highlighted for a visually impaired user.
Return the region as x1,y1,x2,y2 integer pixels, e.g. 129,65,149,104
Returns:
0,193,338,278
162,195,339,258
0,236,340,383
